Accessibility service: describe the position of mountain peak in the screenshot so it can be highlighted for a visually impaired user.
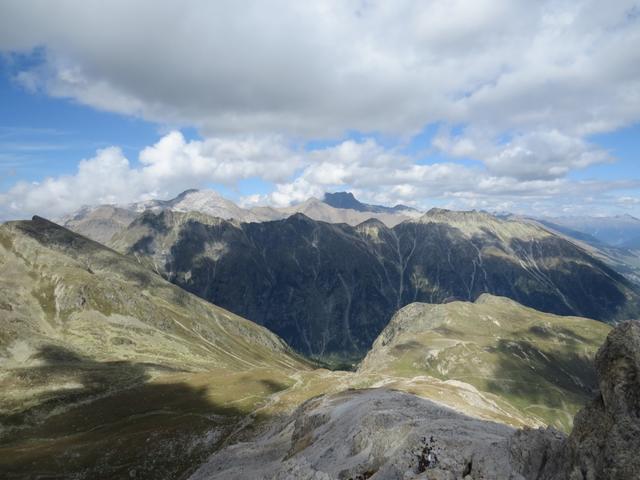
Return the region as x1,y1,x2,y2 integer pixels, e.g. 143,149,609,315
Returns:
171,188,201,201
323,191,420,216
323,191,366,211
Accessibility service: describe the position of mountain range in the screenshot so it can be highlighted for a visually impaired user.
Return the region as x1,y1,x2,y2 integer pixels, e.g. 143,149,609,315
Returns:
59,189,421,246
103,205,640,361
2,215,630,479
538,214,640,248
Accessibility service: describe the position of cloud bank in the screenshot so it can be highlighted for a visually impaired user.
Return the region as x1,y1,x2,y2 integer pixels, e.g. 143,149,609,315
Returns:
1,131,637,220
1,0,639,217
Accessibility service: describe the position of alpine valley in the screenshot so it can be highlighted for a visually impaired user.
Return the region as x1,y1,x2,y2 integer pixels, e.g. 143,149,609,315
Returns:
1,190,640,479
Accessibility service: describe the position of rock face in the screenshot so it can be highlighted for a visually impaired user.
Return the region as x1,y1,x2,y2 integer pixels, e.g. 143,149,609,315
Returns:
189,389,524,480
323,191,421,216
537,320,640,480
111,208,640,359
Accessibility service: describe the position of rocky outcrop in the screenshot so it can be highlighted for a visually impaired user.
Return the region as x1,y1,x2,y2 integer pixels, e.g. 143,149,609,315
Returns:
536,320,640,480
189,389,525,480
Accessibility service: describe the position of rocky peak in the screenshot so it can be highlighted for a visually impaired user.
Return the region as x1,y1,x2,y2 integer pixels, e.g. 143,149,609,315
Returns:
168,189,225,208
170,188,201,202
322,191,365,210
323,191,420,216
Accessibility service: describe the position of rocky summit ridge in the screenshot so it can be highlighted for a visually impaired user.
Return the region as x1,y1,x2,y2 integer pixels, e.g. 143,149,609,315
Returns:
60,189,420,245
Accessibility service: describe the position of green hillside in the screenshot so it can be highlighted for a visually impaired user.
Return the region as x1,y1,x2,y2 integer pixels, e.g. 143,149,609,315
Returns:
359,294,611,431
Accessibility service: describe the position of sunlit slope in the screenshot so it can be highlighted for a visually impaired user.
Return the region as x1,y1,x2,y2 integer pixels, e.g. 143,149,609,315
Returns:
0,216,311,479
359,294,611,431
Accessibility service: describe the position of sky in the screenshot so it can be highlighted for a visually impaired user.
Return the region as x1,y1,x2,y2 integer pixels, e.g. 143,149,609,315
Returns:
1,0,640,220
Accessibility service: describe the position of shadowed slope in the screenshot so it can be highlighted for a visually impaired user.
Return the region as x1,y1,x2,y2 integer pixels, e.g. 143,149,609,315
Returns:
110,208,638,359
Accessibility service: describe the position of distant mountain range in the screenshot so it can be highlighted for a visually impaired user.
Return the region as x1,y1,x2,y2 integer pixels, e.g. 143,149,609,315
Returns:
59,188,640,250
59,189,421,244
537,214,640,248
106,206,640,359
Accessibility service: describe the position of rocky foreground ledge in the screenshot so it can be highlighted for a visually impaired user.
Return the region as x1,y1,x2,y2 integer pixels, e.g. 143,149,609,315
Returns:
533,320,640,480
190,321,640,480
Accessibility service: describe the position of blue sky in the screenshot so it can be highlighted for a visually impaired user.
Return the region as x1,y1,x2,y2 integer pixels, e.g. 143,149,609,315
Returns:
1,1,640,220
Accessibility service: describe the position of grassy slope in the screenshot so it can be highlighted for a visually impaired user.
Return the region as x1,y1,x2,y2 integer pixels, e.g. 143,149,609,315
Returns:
0,217,311,479
0,217,614,478
359,294,611,431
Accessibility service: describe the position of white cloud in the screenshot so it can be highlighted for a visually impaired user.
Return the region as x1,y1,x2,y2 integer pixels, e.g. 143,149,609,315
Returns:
1,1,640,217
1,132,638,220
1,0,639,138
434,129,613,180
0,131,301,219
241,136,639,213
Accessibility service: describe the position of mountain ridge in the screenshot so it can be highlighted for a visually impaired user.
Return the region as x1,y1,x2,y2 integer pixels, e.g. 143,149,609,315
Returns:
110,208,640,359
59,189,421,243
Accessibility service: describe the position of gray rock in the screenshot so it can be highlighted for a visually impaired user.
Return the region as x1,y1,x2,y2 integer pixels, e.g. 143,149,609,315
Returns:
190,389,528,480
538,320,640,480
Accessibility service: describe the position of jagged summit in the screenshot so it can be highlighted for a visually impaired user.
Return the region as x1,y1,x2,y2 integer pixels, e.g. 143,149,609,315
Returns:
323,191,420,216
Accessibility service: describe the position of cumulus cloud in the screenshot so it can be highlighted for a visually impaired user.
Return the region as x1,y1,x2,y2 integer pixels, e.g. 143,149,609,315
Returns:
243,137,639,215
1,1,639,217
434,129,613,180
0,132,301,219
1,131,638,220
1,0,639,138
